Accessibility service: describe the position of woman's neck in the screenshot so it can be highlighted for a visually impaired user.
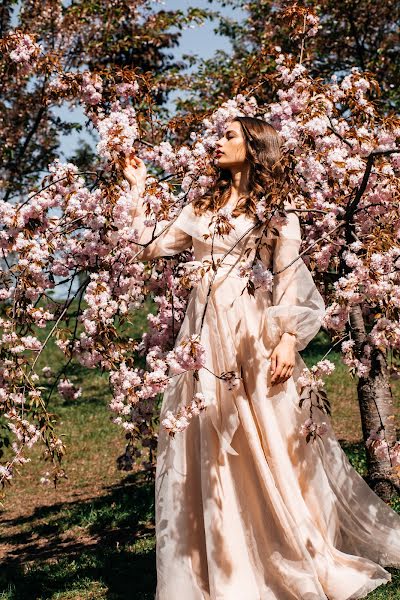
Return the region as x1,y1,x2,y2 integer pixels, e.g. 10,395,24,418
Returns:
229,165,250,201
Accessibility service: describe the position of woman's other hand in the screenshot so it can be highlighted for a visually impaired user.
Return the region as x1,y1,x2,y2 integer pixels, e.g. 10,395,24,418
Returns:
270,332,296,385
123,153,147,193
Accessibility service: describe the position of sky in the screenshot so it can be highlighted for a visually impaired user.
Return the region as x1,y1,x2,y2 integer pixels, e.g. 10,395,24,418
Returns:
57,0,246,159
161,0,243,62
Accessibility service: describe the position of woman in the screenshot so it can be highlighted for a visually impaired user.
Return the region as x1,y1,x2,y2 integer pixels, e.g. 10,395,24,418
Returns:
124,117,400,600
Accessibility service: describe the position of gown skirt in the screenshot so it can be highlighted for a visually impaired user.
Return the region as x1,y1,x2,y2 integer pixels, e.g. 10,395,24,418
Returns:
130,199,400,600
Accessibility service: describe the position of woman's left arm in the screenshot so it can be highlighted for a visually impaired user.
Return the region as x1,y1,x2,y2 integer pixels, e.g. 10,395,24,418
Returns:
268,207,326,385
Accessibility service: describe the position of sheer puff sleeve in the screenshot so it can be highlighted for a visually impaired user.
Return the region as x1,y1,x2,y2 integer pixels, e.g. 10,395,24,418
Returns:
266,207,326,352
130,192,192,260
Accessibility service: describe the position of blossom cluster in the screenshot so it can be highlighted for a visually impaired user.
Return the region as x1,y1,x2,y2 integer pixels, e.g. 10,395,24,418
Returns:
297,360,335,440
7,31,41,74
238,260,274,292
299,418,328,441
340,339,372,378
80,71,103,105
57,379,82,401
49,71,103,107
297,359,336,393
161,393,208,436
166,335,206,375
108,332,206,437
96,103,139,162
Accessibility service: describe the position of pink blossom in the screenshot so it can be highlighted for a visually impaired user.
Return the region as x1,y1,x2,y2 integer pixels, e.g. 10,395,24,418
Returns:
166,335,206,375
305,13,320,37
238,260,274,291
298,359,334,397
40,471,52,485
220,371,241,390
366,429,390,461
304,116,329,137
322,303,349,332
6,415,41,448
312,359,335,376
9,31,41,72
0,465,13,482
389,442,400,467
162,393,208,436
57,379,82,401
299,418,328,440
341,339,355,353
116,81,139,98
96,103,138,162
80,71,103,105
20,335,42,351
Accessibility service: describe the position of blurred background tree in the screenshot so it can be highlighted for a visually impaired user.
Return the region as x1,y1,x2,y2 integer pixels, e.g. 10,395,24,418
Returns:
0,0,212,200
172,0,399,123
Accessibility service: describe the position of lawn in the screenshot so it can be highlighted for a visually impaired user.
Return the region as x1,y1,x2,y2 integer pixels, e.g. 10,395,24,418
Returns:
0,312,399,599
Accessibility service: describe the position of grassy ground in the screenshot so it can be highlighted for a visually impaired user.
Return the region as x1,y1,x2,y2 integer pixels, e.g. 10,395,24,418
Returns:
0,317,399,599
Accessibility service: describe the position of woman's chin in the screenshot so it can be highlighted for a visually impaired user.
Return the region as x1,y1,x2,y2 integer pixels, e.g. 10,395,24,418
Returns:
215,157,230,168
214,157,247,170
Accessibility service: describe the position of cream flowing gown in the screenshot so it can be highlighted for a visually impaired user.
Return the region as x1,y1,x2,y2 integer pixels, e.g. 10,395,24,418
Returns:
130,198,400,600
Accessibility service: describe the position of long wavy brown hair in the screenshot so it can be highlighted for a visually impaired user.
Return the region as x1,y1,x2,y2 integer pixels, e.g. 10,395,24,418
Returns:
193,117,286,219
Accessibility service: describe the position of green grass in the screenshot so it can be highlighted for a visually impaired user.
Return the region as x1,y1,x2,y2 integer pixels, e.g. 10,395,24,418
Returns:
0,471,155,600
0,315,399,598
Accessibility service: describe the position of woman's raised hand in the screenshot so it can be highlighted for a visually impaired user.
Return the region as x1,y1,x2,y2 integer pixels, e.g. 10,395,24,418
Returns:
270,332,296,385
123,153,147,193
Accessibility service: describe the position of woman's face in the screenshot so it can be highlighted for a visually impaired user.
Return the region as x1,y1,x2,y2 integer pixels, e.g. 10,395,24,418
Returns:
215,121,247,169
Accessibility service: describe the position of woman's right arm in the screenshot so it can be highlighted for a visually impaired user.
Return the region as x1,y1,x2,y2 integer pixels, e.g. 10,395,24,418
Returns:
124,155,192,260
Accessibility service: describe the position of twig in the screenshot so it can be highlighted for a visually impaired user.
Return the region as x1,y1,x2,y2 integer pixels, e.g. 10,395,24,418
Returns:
27,275,89,377
327,116,353,149
347,148,400,219
15,171,99,212
320,334,349,361
273,219,346,276
45,277,88,406
299,14,307,66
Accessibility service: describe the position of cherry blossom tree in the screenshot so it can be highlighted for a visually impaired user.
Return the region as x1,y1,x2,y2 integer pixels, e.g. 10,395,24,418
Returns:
175,0,399,116
0,1,399,504
263,56,400,499
172,1,400,499
150,51,400,499
0,0,211,198
0,0,213,490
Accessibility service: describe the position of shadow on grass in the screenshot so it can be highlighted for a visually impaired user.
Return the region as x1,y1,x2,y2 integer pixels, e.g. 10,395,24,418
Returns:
0,471,156,600
0,442,398,599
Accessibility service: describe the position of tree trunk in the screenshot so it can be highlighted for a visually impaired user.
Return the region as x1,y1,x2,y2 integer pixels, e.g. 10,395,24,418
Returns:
349,304,399,501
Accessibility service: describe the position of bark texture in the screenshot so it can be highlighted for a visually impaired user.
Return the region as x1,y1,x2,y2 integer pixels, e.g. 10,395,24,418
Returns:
349,304,399,501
